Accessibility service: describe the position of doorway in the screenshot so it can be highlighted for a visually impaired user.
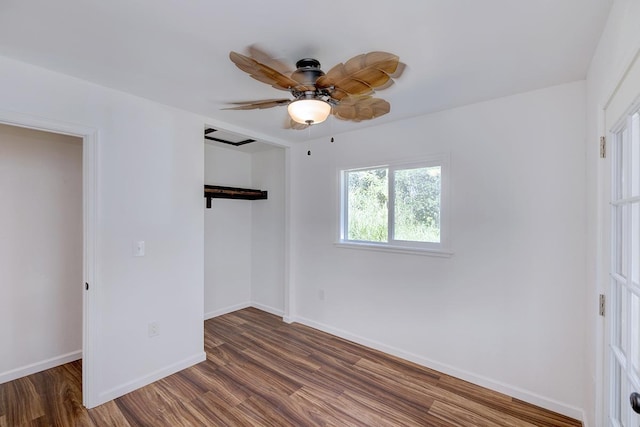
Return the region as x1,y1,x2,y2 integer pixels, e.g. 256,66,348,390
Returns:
0,111,97,407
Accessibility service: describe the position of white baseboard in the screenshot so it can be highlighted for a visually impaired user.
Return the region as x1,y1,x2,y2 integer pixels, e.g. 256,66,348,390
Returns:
204,302,284,320
283,316,295,324
0,350,82,385
250,302,284,317
204,302,251,320
291,315,584,422
96,351,206,406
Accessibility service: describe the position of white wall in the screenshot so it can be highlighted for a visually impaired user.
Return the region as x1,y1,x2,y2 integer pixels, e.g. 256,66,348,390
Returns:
204,144,252,317
585,0,640,425
289,81,587,417
251,148,286,315
0,124,82,380
0,55,205,406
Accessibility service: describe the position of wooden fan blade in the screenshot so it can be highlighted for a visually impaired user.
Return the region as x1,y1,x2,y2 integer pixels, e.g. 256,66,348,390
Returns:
247,45,292,76
344,51,399,75
332,97,390,122
316,52,400,97
222,99,291,110
230,51,300,91
391,61,407,78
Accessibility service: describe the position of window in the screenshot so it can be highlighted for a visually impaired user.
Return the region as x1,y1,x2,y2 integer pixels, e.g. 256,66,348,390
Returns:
338,155,450,256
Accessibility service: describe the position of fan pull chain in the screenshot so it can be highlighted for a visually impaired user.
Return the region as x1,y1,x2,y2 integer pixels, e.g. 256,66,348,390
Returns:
329,110,334,144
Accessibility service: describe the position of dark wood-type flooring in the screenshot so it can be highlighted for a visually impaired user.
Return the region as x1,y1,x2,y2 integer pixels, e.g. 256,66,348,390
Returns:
0,308,581,426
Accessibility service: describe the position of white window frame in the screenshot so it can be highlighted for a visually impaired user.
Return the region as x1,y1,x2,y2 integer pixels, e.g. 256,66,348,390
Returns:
336,154,452,257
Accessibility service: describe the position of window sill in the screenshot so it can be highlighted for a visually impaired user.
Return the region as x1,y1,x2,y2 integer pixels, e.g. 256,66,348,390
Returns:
334,241,454,258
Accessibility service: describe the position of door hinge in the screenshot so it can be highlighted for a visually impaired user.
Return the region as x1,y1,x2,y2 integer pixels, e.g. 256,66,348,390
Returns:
600,136,606,159
599,294,606,316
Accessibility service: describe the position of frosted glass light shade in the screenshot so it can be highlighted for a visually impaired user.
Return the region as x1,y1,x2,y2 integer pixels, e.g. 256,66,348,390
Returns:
287,99,331,125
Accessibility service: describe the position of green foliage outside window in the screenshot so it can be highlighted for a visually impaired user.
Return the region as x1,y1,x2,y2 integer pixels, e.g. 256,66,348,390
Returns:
346,165,441,244
394,166,440,242
347,168,388,242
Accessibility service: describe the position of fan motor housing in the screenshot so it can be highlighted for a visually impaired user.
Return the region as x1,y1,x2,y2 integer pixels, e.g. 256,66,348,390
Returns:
291,58,325,86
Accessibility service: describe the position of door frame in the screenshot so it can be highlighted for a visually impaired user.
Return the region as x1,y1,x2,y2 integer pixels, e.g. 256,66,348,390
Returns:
598,44,640,426
0,109,99,408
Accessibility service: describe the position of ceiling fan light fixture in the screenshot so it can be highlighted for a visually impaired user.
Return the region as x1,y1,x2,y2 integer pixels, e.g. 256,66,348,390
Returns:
287,99,331,125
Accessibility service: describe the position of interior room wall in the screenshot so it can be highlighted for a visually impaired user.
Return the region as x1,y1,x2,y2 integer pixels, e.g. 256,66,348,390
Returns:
204,144,252,318
289,81,587,418
251,147,286,315
0,124,83,383
585,0,640,425
0,55,205,406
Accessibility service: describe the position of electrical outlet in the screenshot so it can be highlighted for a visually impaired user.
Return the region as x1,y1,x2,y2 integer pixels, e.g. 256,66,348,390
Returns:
148,321,160,337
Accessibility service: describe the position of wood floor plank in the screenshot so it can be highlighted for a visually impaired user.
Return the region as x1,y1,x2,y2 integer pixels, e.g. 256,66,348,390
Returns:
236,394,313,426
87,400,131,426
190,391,255,426
37,363,92,427
155,369,208,403
284,326,364,365
241,347,325,392
289,386,365,426
1,376,44,426
203,326,225,349
151,399,214,427
358,350,442,384
1,307,583,426
329,390,410,427
114,381,176,426
435,375,577,427
345,388,435,426
205,341,251,367
428,399,509,427
219,358,303,397
241,328,319,366
509,398,583,427
233,307,286,330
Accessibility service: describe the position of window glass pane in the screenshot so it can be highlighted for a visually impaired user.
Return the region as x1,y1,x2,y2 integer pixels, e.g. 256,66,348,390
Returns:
611,360,622,424
622,373,631,427
623,127,630,199
632,113,639,197
633,202,639,286
632,292,640,376
623,285,629,357
393,166,441,243
614,205,626,278
614,280,624,352
614,130,626,200
346,168,388,242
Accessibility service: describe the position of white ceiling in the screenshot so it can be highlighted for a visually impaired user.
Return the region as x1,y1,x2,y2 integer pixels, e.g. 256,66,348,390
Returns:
0,0,612,144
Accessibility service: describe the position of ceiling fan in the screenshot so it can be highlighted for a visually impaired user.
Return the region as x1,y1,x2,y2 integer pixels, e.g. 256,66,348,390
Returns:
225,48,402,129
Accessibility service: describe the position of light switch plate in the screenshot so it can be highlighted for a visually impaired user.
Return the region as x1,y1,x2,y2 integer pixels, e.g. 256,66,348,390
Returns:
133,240,145,257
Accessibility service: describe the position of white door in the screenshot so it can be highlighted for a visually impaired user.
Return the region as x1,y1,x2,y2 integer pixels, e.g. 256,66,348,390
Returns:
608,107,640,426
605,48,640,427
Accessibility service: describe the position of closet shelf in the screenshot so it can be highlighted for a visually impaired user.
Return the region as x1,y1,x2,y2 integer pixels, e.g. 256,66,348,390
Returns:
204,185,267,208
